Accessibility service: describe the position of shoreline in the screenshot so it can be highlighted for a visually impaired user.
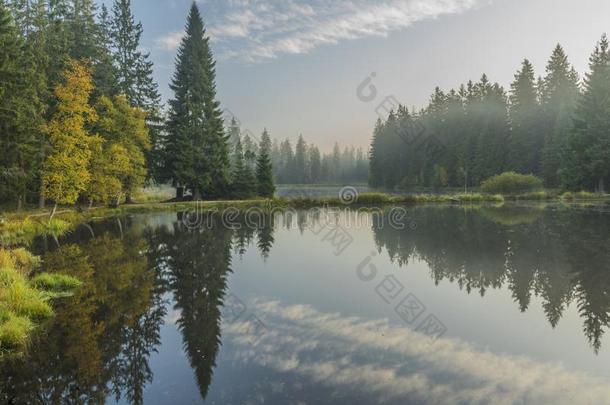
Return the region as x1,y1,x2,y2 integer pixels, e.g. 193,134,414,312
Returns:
2,190,610,222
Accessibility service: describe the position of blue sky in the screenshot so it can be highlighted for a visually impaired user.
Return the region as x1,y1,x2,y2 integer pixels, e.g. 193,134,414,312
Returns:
107,0,610,151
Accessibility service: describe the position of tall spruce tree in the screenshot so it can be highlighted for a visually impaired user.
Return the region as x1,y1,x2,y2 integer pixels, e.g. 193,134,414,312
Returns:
294,135,307,184
563,35,610,192
110,0,159,110
0,2,41,209
509,59,542,174
68,0,100,61
541,45,581,187
309,145,322,183
111,0,163,185
231,137,256,198
165,2,230,199
278,139,294,183
256,129,275,197
93,4,117,98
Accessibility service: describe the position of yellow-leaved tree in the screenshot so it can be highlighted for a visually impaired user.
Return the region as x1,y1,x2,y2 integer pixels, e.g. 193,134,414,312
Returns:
84,138,130,206
43,60,97,217
94,95,150,204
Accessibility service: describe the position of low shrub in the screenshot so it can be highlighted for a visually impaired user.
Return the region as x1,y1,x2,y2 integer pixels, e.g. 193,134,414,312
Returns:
480,172,544,195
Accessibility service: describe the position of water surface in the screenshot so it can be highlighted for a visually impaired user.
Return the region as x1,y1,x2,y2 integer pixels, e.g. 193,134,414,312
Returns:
2,203,610,404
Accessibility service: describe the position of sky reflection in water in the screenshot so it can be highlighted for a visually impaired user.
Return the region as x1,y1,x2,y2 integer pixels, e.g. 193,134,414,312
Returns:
2,204,610,404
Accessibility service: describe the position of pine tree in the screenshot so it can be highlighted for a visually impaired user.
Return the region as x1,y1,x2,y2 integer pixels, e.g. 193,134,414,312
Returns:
0,2,41,209
231,137,256,198
110,0,162,183
562,35,610,192
294,135,307,183
242,131,258,170
471,75,510,183
165,3,231,199
278,139,294,183
46,0,72,86
509,59,541,174
331,142,341,183
541,45,580,186
309,145,322,183
93,4,117,98
110,0,159,109
68,0,100,61
256,129,275,197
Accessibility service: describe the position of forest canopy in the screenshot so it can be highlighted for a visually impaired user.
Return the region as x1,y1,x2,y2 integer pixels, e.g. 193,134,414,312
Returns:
369,39,610,193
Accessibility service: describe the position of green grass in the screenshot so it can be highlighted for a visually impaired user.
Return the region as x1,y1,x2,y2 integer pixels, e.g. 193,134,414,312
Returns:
0,249,81,357
561,191,610,201
0,217,72,246
284,192,505,208
32,273,82,294
0,248,41,275
506,190,556,201
0,268,53,320
0,310,34,353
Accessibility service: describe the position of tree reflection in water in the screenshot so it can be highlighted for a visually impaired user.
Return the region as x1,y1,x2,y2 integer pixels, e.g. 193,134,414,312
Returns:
1,205,610,403
372,205,610,353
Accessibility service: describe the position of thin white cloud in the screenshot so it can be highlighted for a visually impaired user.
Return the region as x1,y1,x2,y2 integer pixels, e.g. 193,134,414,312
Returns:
223,299,610,404
157,0,488,61
156,31,185,51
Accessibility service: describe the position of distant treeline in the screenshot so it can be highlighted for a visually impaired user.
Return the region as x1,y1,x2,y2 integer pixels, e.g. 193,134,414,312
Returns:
227,119,369,185
370,38,610,192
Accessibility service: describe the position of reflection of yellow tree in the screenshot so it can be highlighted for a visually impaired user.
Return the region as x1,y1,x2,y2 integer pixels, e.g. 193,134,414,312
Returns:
45,244,104,388
0,227,161,404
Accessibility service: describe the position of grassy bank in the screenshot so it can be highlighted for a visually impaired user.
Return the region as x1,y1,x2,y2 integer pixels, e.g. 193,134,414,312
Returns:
4,189,609,225
0,248,80,356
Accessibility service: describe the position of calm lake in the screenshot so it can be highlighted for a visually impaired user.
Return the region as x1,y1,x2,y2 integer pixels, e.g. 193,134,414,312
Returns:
2,203,610,404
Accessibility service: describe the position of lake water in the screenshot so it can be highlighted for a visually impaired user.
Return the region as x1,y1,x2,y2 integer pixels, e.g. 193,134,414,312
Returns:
2,203,610,404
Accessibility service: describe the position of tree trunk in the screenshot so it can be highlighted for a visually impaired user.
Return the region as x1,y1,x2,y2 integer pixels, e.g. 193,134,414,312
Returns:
84,223,95,238
125,194,133,204
117,218,123,239
16,195,22,212
39,144,45,209
598,177,606,194
49,203,57,220
193,187,202,201
176,186,184,200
